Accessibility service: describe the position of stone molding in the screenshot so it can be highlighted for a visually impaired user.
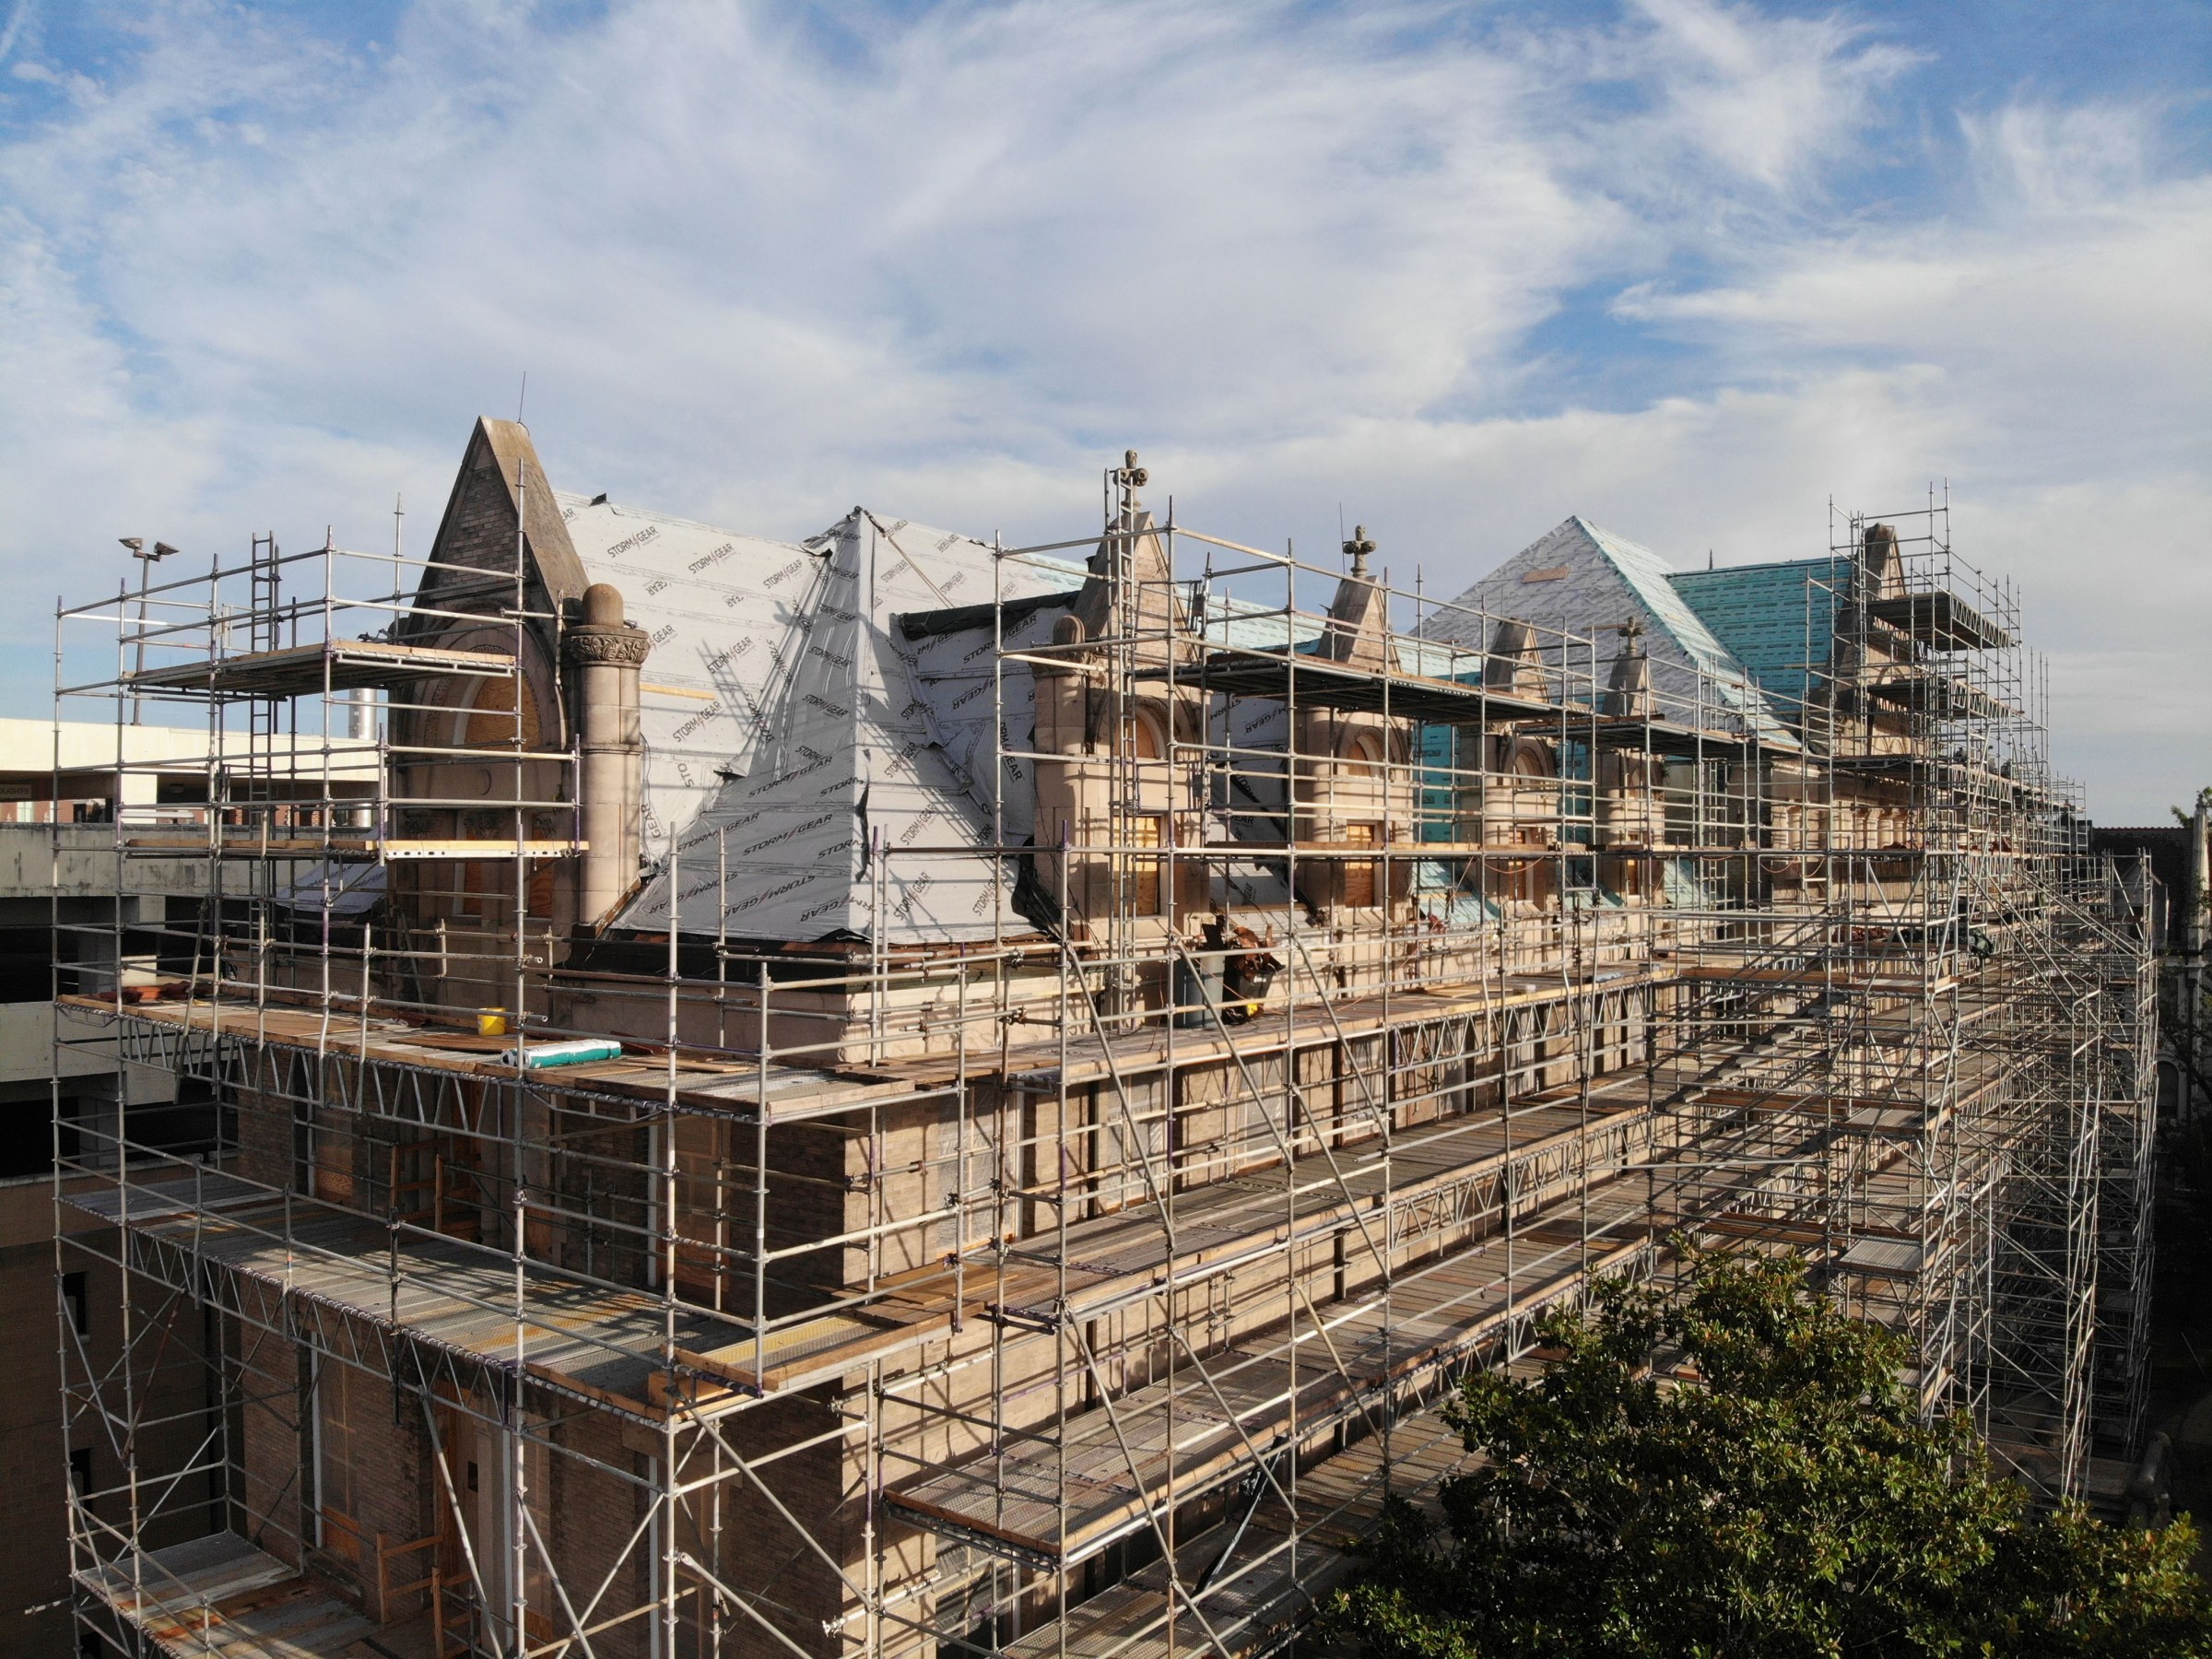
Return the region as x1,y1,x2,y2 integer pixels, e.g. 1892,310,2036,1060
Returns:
563,625,651,667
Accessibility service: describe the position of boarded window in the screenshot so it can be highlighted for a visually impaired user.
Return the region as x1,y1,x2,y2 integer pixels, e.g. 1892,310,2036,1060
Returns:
311,1116,354,1205
315,1359,370,1563
1342,822,1379,908
461,673,542,749
675,1115,735,1309
1124,813,1166,916
525,860,556,918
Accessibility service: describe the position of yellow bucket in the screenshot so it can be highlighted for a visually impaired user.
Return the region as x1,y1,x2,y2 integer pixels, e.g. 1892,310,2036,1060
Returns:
477,1009,509,1037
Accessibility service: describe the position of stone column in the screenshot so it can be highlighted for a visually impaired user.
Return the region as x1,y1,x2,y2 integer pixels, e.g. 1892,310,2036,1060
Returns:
561,582,650,930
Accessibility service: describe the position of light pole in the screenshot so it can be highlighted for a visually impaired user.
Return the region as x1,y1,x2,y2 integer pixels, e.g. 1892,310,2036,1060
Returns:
123,537,175,725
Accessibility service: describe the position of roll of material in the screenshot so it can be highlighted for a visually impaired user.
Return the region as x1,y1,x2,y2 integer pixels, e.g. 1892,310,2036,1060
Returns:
500,1038,625,1069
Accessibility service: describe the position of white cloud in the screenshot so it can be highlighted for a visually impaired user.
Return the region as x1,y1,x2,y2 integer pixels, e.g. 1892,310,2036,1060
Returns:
1609,177,2212,478
1623,0,1919,192
0,2,31,72
0,0,2204,818
1965,100,2164,211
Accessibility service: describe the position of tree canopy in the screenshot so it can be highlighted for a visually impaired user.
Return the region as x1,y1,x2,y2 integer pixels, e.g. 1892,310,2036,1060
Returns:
1325,1253,2212,1658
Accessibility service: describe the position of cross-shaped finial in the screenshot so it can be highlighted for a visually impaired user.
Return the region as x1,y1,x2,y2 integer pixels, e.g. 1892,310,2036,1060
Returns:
1343,524,1376,574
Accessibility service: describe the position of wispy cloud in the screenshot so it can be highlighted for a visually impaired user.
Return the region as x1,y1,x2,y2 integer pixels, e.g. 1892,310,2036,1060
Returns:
0,0,2205,816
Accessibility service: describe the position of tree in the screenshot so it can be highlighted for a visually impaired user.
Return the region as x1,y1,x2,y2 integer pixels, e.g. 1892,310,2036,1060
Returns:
1325,1253,2212,1658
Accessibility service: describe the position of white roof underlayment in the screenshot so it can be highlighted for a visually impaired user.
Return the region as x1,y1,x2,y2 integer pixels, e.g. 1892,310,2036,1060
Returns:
556,492,1083,943
550,499,1794,944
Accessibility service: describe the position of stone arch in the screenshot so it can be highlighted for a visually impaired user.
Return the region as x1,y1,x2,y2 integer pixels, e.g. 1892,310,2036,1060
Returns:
1342,729,1385,777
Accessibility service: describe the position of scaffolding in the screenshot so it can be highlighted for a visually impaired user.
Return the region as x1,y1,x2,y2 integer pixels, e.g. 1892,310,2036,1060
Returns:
50,454,2156,1659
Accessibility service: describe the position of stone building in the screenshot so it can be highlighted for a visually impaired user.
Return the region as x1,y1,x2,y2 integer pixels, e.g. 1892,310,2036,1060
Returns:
47,421,2154,1657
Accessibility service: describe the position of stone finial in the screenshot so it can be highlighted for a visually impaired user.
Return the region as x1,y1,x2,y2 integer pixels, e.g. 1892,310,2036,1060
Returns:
1343,524,1376,576
582,582,624,626
565,582,651,666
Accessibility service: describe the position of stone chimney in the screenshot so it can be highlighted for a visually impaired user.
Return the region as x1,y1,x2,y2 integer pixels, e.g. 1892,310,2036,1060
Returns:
563,582,650,929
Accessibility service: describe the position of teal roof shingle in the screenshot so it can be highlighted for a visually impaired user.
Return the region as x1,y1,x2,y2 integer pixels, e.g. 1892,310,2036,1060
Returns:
1669,557,1848,726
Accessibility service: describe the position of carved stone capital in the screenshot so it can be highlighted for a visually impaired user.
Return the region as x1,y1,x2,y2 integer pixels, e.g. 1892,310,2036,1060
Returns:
563,624,652,667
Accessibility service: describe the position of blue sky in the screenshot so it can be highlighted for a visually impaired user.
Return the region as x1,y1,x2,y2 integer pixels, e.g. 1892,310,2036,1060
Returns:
1,0,2206,818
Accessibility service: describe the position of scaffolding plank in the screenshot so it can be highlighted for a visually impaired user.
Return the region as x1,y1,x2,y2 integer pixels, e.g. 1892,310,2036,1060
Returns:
996,1409,1474,1659
676,1079,1658,1394
127,637,517,697
1140,654,1561,724
76,1177,740,1417
868,967,1663,1093
60,994,914,1124
1865,591,2012,651
1861,671,2016,721
79,1532,383,1657
118,835,585,861
883,1222,1642,1565
1676,963,1956,994
1587,717,1765,759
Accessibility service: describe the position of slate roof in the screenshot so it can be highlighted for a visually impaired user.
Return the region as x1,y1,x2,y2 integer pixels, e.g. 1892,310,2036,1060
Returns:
1430,517,1798,749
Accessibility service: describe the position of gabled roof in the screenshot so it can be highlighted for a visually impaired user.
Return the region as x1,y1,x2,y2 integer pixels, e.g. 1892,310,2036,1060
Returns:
415,418,590,626
556,492,1081,943
1430,516,1798,748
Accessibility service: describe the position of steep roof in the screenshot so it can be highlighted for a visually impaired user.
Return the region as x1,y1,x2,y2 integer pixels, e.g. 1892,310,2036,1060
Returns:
556,492,1082,943
1668,556,1846,725
415,418,590,625
1430,516,1797,748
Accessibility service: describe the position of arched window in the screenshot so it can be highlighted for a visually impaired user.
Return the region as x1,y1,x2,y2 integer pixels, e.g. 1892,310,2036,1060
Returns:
1116,709,1171,915
1124,811,1166,916
1344,730,1385,777
1503,741,1557,908
459,669,541,749
1511,742,1555,847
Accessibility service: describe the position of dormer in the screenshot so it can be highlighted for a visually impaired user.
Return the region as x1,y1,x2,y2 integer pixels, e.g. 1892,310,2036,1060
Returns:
1485,618,1550,700
1603,620,1654,718
1316,526,1390,669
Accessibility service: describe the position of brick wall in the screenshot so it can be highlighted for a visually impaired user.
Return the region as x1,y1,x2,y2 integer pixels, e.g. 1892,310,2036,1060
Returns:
6,1189,218,1659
